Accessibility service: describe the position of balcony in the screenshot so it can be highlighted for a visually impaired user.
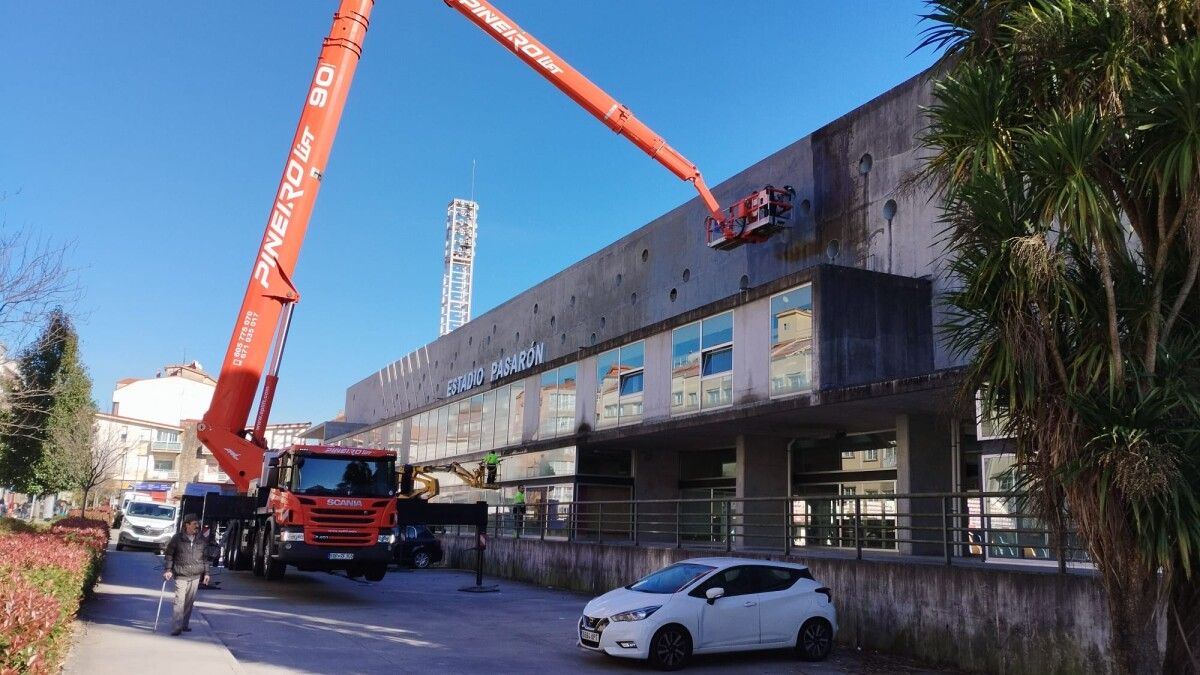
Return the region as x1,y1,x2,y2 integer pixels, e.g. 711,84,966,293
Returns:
148,470,179,481
199,468,231,484
151,441,182,453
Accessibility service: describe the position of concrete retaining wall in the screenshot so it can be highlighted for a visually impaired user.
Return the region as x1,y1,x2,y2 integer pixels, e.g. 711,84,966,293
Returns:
445,535,1117,674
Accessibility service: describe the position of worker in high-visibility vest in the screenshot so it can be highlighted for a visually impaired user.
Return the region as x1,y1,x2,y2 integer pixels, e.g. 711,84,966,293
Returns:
484,450,499,484
513,485,527,534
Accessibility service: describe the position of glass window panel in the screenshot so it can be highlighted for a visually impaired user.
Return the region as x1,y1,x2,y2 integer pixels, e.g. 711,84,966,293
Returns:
481,390,496,452
509,381,525,445
701,374,732,409
596,349,620,429
539,370,557,439
770,285,814,396
702,311,733,347
619,371,644,396
701,346,733,376
410,413,423,463
503,446,577,480
455,400,471,456
557,364,577,436
672,324,701,416
468,394,484,453
494,385,511,448
436,404,448,460
442,405,457,459
620,341,645,370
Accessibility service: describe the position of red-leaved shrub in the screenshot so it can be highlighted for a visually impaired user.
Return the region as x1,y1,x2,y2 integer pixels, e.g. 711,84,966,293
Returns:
0,576,59,675
0,519,106,673
51,517,109,554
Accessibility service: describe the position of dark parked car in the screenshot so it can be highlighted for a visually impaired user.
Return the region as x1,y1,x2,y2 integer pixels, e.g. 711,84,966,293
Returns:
393,524,443,569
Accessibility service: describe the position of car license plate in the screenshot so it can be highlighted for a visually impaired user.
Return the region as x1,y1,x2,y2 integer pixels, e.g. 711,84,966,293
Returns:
581,629,600,643
328,552,354,560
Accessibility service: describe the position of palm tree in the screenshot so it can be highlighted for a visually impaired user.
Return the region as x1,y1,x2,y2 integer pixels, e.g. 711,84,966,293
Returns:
918,2,1200,672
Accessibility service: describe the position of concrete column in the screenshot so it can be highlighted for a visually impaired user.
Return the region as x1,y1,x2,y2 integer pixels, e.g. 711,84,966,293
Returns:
895,413,954,556
633,448,679,544
736,434,790,550
732,298,770,404
641,332,671,423
574,354,597,432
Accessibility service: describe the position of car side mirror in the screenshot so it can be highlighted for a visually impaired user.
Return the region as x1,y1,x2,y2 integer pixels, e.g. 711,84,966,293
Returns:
706,587,725,605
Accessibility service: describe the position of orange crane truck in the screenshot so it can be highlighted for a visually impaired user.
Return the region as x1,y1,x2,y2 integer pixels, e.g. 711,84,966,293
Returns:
195,0,794,582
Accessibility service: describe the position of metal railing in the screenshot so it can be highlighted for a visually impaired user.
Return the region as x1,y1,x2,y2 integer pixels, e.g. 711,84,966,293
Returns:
449,492,1090,573
150,440,182,452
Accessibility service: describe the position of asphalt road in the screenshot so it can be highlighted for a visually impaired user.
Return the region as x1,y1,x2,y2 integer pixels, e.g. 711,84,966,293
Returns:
71,536,956,675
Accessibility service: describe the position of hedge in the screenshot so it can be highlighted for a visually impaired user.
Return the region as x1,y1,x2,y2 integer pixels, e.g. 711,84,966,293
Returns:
0,517,108,675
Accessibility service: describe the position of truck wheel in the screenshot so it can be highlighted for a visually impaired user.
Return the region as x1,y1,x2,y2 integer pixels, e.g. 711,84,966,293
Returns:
263,527,286,580
223,527,237,569
364,564,386,582
252,527,265,577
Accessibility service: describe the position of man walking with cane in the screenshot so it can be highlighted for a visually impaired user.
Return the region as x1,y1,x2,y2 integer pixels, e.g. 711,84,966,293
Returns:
162,514,210,636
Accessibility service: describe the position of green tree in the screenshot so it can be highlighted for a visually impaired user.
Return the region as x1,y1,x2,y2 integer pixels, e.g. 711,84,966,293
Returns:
918,2,1200,672
0,309,95,502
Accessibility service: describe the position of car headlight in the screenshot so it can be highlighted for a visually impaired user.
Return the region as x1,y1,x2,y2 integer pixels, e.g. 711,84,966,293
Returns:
610,606,661,622
279,529,304,542
377,533,395,544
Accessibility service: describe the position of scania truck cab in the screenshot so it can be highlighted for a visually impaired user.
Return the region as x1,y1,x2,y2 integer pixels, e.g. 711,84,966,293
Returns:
222,445,399,581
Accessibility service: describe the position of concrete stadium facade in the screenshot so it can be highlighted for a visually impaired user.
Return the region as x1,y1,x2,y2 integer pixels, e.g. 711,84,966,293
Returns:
331,68,1008,546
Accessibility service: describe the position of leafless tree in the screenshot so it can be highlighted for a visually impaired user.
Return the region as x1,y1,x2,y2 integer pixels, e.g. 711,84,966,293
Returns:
50,406,123,514
0,225,80,443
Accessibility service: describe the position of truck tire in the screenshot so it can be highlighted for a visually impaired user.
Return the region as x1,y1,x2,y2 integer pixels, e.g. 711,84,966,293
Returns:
263,526,286,580
228,523,252,571
223,525,238,569
252,527,266,577
364,564,387,582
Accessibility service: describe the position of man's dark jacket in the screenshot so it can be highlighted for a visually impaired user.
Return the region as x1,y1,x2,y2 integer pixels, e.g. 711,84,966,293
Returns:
164,532,208,578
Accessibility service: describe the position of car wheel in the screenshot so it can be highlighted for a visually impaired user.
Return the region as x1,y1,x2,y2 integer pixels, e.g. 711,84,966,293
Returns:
648,624,692,671
796,617,833,661
115,542,124,551
412,550,431,569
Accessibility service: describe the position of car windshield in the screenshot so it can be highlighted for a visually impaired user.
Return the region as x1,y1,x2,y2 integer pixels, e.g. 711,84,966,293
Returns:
626,563,716,594
125,502,176,520
292,456,396,497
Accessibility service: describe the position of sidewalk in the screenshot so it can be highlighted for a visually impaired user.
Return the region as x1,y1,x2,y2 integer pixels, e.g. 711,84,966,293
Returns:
64,541,241,675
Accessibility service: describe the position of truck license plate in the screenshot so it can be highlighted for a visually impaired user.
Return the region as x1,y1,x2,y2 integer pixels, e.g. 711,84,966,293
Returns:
581,629,600,643
328,552,354,560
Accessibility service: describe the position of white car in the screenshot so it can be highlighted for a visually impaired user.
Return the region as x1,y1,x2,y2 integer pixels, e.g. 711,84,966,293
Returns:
579,557,836,670
115,502,178,552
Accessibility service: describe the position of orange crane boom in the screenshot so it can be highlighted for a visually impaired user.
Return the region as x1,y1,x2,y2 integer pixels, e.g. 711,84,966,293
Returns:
443,0,794,250
200,0,795,494
198,0,373,491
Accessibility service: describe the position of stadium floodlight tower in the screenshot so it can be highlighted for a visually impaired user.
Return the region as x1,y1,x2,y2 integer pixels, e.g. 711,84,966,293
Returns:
440,198,478,336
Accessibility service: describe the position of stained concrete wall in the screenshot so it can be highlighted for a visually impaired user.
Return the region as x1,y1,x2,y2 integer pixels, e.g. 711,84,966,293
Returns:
446,535,1119,674
344,68,957,429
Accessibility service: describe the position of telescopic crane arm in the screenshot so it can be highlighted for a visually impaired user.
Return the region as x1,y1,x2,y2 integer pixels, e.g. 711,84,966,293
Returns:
198,0,374,492
200,0,793,495
444,0,795,250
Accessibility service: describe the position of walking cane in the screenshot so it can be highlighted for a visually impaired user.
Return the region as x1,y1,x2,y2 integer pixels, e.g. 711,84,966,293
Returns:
153,578,168,632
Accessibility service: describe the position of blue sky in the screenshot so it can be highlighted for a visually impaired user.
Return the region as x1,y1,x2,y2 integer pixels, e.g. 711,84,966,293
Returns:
1,1,941,424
